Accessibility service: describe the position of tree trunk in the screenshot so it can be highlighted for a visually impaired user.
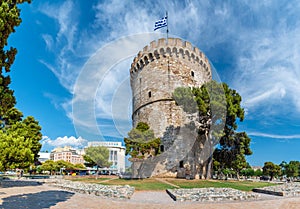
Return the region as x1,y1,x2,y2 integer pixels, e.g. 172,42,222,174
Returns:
96,166,99,180
205,156,213,179
205,136,213,179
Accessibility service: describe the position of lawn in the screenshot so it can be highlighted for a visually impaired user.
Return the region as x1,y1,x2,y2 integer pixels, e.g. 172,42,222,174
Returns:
165,179,276,192
64,176,113,183
66,176,276,191
100,178,177,190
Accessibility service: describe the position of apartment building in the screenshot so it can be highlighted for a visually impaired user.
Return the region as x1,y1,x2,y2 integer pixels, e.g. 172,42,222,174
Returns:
50,146,84,164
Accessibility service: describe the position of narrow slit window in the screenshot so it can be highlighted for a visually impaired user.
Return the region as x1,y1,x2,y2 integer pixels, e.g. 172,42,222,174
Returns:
160,145,164,152
148,91,151,98
191,71,194,77
179,160,184,168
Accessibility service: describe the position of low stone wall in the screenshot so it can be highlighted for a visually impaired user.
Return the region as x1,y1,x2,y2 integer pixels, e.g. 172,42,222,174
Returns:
253,182,300,197
166,188,259,202
50,180,135,199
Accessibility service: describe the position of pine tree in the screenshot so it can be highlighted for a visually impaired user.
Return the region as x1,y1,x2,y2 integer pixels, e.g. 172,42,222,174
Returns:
0,1,42,170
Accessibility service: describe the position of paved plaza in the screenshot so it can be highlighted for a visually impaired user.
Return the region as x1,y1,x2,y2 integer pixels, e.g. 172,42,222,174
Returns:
0,179,300,209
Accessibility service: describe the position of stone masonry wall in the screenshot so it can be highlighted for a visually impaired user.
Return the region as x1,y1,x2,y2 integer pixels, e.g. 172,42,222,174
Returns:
129,38,212,178
130,38,211,138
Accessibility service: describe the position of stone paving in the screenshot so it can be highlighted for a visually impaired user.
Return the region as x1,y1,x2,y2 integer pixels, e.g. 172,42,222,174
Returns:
1,178,300,209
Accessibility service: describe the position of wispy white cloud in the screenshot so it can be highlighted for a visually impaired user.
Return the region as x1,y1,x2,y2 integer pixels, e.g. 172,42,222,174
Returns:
38,0,80,91
230,2,300,114
248,132,300,139
41,34,53,51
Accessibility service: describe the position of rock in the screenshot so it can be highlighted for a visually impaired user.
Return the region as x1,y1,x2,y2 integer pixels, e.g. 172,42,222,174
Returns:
50,179,135,199
166,187,259,202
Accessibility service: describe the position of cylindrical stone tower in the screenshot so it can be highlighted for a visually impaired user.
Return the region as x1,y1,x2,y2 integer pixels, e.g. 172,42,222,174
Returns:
130,38,212,138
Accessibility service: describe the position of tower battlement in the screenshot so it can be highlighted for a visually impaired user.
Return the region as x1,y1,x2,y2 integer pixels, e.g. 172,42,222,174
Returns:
130,38,211,80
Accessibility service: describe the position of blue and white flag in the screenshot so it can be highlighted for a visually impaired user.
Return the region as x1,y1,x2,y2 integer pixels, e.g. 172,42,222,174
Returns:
154,16,167,31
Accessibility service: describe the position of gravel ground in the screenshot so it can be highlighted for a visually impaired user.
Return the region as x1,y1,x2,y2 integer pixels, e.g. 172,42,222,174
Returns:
1,179,300,209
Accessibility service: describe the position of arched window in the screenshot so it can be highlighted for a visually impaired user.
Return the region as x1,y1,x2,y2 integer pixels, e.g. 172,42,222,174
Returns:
191,71,194,77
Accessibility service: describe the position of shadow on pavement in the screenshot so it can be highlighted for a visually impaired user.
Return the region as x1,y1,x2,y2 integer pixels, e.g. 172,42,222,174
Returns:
0,180,43,188
0,190,74,209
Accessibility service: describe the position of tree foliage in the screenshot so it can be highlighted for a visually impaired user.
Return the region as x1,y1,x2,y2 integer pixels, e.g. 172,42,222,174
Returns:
39,160,57,173
0,0,31,120
262,161,281,181
39,160,85,174
124,122,161,160
240,168,255,178
254,169,263,177
7,116,42,161
214,131,252,178
286,161,300,178
0,0,42,170
0,130,34,170
280,160,300,179
83,154,97,168
173,81,251,178
84,146,111,168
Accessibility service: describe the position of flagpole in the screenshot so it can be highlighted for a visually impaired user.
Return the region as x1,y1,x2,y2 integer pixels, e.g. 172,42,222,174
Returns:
166,11,169,44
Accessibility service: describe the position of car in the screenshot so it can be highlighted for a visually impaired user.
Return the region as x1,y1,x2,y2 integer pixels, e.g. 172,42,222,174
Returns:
260,176,270,181
118,172,132,179
5,171,16,175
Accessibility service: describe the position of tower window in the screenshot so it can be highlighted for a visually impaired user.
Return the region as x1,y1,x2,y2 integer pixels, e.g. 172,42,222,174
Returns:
179,160,184,168
191,71,194,77
148,91,151,98
160,145,164,152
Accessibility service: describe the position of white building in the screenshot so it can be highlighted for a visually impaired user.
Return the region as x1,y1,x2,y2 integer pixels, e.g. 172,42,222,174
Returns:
38,152,51,163
87,141,126,173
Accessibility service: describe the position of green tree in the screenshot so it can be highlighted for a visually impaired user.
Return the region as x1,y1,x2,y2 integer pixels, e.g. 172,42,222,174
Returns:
173,81,251,179
0,0,31,124
263,162,281,181
124,122,161,160
0,130,34,170
215,132,252,179
40,160,57,174
279,161,288,176
0,0,41,171
240,168,255,178
2,107,23,126
285,161,300,179
74,163,85,170
254,169,263,177
84,146,111,168
7,116,42,162
55,160,75,170
83,154,97,168
39,160,85,175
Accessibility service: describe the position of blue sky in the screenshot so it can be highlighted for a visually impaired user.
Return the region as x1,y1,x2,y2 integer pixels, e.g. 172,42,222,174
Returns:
8,0,300,166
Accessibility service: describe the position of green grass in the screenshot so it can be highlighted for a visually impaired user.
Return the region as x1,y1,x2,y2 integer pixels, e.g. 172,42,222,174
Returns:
100,178,176,191
65,177,112,183
67,177,277,191
166,179,277,191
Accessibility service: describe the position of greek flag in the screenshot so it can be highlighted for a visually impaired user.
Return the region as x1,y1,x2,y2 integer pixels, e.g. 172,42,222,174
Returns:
154,16,167,31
